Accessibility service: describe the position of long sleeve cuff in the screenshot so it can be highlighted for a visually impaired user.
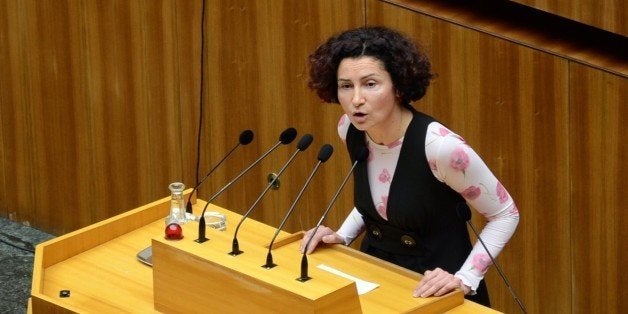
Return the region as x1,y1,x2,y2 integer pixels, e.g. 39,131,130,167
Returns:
336,207,365,245
454,270,483,294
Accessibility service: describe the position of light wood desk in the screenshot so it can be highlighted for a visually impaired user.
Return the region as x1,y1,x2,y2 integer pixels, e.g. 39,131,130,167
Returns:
30,192,500,313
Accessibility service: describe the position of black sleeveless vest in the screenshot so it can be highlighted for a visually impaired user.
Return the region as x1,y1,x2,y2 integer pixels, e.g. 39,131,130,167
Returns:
345,109,490,306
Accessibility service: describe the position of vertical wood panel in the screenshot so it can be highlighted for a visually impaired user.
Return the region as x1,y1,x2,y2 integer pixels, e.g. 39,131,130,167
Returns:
0,0,37,222
570,64,627,313
0,1,5,218
0,0,201,234
174,0,203,195
367,1,571,312
201,0,364,234
29,0,93,231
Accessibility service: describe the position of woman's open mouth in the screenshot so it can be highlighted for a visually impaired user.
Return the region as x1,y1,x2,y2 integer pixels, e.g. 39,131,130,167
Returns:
352,112,367,123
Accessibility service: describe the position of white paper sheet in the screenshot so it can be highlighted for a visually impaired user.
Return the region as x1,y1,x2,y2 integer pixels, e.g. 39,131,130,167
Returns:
316,264,380,295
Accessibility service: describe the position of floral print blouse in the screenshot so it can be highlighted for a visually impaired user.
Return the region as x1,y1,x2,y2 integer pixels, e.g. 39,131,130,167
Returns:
335,114,520,292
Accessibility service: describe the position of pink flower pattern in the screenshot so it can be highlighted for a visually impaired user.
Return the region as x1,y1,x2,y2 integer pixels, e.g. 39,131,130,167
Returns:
496,181,509,204
388,139,403,149
338,114,347,128
378,169,392,183
462,185,482,200
450,146,470,173
472,253,492,274
376,196,388,219
427,127,452,147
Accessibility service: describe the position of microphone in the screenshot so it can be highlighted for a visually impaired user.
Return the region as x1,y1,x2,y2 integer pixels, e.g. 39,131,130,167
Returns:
456,203,527,314
229,134,314,255
185,130,254,217
195,127,297,243
297,146,369,282
263,144,334,269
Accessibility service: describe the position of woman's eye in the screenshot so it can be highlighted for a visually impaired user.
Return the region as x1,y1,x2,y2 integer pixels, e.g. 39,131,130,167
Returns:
338,83,352,89
366,81,377,88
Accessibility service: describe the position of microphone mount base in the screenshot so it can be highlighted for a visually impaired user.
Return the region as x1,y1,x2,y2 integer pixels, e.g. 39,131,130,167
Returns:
262,263,277,269
195,237,209,243
296,276,311,282
228,250,243,256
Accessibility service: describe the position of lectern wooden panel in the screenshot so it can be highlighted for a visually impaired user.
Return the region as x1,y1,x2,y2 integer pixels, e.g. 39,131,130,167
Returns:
152,239,361,313
30,191,499,313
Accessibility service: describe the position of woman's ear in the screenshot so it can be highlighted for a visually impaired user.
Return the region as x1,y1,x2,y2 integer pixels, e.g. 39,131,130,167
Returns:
395,89,403,104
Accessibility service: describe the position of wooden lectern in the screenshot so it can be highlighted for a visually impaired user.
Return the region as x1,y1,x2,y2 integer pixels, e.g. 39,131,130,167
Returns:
30,191,500,313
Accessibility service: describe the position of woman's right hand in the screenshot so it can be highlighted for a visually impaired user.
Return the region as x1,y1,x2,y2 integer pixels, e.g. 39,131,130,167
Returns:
300,226,345,254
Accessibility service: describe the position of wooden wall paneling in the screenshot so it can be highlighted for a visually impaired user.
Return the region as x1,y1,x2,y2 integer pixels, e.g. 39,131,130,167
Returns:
1,0,94,233
367,1,571,313
382,0,627,77
143,1,183,191
33,0,97,233
0,1,7,219
0,0,36,222
253,0,366,233
201,0,365,235
0,0,201,234
570,63,627,313
70,0,189,232
202,0,280,229
175,0,203,199
510,0,627,37
136,0,202,206
87,0,201,228
74,0,142,232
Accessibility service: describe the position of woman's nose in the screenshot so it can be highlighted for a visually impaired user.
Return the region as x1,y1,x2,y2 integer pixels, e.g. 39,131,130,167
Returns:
352,89,365,107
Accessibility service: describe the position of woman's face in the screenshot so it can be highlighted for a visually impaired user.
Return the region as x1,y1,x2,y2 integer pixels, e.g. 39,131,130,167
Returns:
336,56,400,133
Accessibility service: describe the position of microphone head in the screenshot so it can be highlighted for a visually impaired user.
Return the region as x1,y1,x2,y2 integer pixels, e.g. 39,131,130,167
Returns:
353,146,369,162
279,127,297,144
296,134,314,151
317,144,334,162
456,203,472,221
239,130,254,145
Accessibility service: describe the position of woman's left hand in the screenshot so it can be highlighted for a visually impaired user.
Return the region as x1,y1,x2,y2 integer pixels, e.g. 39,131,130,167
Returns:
413,267,470,298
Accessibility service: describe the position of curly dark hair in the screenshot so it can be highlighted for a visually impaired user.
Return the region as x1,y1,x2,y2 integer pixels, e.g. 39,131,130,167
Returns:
308,26,433,105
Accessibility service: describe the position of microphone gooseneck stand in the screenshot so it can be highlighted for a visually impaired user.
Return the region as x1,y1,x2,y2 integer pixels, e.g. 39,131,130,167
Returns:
229,134,313,255
195,127,297,243
263,144,333,269
298,146,368,282
185,130,254,216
